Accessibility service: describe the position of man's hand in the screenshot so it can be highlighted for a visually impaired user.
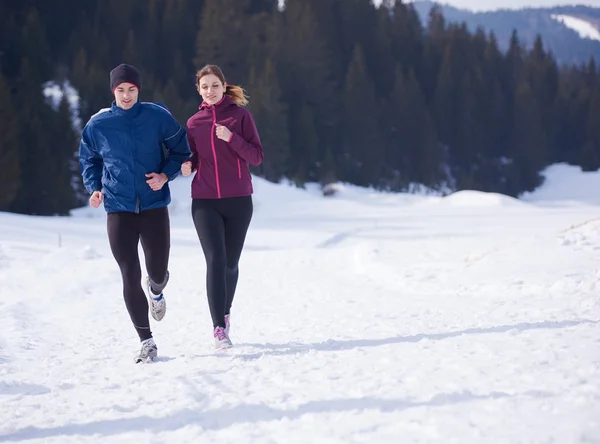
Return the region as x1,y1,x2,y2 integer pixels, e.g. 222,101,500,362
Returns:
145,172,168,191
89,191,103,208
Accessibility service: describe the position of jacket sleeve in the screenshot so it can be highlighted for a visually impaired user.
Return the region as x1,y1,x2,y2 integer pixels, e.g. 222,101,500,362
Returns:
186,129,198,172
161,114,192,181
227,111,264,166
78,126,103,194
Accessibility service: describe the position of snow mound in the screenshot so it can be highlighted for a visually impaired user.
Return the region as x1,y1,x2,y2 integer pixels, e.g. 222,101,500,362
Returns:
438,190,527,207
313,181,444,207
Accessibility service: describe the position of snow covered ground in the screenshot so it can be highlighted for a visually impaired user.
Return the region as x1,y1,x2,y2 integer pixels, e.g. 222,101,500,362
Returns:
1,163,599,443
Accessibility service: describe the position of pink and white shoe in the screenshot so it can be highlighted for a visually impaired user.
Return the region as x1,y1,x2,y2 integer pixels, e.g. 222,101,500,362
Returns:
214,326,232,350
224,314,230,336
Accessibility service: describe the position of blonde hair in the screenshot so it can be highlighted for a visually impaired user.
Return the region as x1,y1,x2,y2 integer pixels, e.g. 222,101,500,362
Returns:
196,64,249,107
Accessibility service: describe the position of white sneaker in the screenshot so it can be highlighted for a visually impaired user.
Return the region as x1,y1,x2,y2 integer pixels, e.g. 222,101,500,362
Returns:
134,338,158,363
144,276,166,321
214,326,232,350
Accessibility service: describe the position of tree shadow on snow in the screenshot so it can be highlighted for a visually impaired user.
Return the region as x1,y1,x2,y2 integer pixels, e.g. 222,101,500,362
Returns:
0,389,554,441
228,318,599,361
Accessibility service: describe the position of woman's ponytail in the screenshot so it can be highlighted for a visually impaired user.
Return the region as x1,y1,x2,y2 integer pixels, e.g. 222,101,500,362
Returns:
225,85,249,107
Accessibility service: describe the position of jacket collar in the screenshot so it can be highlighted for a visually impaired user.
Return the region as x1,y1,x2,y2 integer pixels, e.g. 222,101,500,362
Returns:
111,99,142,118
199,95,232,111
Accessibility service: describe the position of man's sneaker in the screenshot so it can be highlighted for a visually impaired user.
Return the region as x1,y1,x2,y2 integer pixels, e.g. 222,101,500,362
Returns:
224,314,230,336
144,276,166,321
214,326,232,350
134,338,157,363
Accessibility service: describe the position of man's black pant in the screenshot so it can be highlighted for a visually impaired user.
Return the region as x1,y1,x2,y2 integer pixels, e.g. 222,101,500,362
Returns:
192,196,253,329
107,207,170,341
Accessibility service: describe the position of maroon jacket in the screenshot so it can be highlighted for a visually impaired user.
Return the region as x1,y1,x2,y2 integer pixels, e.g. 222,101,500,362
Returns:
186,95,264,199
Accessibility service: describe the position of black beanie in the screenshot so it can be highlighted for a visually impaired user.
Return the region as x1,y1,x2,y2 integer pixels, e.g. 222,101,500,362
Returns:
109,64,141,92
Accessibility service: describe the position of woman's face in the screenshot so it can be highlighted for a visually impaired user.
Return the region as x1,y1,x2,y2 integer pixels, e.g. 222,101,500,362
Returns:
198,73,226,105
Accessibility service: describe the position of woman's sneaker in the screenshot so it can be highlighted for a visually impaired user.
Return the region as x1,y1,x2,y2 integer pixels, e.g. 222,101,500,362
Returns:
134,338,158,363
225,314,230,336
144,276,166,321
214,326,232,350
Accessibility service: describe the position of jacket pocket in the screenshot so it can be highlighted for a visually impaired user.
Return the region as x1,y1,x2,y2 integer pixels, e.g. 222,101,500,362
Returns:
237,159,241,179
197,159,202,180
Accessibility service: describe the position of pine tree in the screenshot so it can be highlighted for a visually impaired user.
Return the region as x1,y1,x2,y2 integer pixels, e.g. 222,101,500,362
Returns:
289,102,318,186
194,0,250,83
0,11,23,79
434,40,460,150
581,87,600,170
275,0,338,180
370,3,395,97
420,5,447,104
342,45,383,187
525,35,560,161
458,71,487,189
382,65,410,190
404,69,441,188
10,56,79,215
506,80,547,195
248,58,290,182
390,0,424,77
20,7,53,83
245,0,277,14
0,72,20,210
555,69,590,165
483,32,508,160
123,30,142,68
503,29,524,112
49,95,80,214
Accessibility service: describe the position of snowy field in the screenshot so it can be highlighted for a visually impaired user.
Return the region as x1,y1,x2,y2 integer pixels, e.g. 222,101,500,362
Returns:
1,163,599,443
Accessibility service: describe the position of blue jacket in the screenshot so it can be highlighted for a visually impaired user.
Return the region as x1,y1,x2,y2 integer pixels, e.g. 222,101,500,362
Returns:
79,100,191,213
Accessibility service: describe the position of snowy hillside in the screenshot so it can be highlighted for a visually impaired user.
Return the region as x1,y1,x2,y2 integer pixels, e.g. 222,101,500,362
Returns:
1,163,599,443
402,0,600,12
409,1,600,65
552,13,600,40
288,0,600,12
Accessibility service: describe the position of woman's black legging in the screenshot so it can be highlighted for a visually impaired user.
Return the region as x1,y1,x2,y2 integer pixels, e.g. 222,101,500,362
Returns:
191,196,253,329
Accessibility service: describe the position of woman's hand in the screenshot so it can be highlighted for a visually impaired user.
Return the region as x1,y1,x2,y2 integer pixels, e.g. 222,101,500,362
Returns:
215,124,232,142
181,161,193,176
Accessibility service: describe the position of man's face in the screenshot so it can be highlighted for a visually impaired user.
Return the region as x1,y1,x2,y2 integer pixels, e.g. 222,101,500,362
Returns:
114,82,139,110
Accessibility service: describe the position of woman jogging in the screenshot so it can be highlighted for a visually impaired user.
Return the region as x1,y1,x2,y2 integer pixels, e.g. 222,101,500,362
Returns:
79,63,191,363
181,64,264,349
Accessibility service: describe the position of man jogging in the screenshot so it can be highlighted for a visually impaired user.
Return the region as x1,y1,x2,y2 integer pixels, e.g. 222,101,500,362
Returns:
79,63,191,363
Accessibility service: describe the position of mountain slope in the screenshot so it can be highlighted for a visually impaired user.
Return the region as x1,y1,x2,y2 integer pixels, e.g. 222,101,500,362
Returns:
412,1,600,65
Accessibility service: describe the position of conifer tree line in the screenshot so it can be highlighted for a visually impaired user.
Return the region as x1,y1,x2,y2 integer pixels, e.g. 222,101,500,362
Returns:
1,0,599,215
